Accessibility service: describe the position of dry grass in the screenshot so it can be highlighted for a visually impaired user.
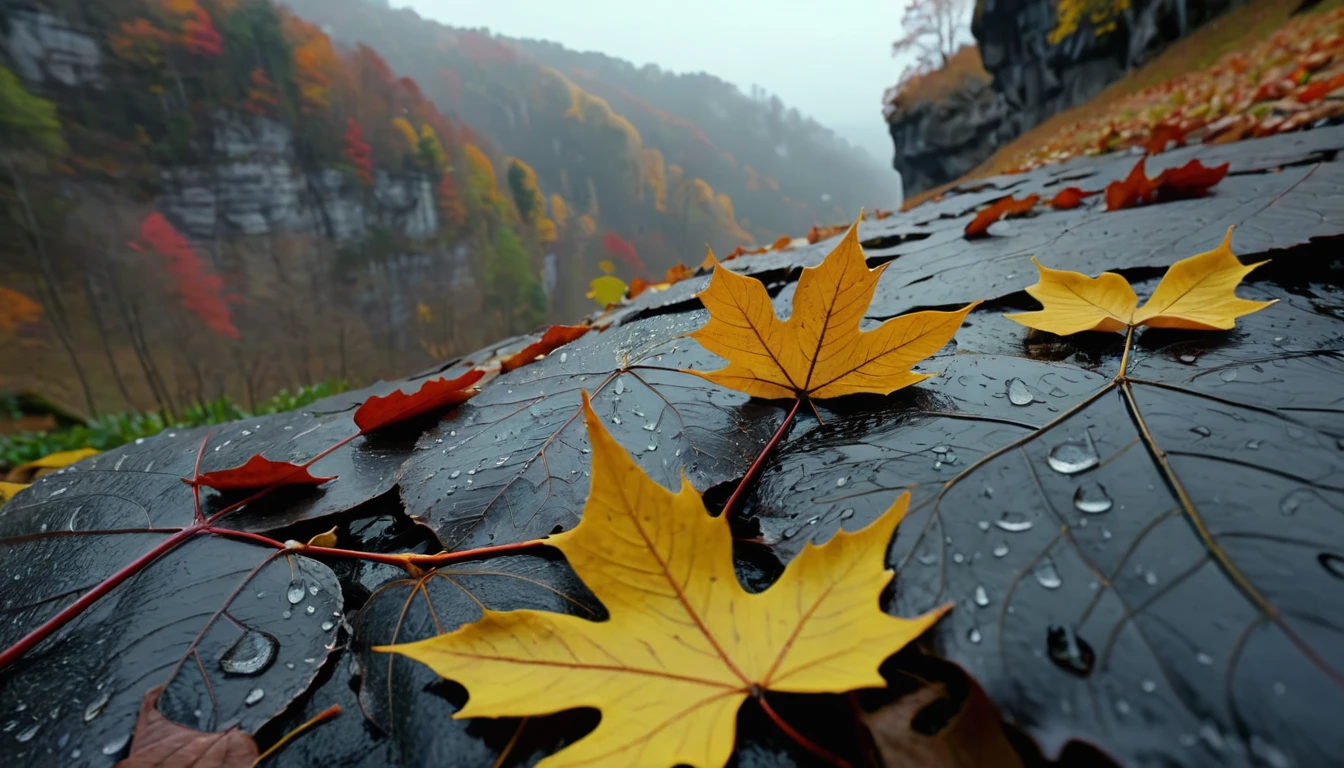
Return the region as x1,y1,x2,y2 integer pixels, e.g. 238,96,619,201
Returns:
887,46,991,111
904,0,1344,208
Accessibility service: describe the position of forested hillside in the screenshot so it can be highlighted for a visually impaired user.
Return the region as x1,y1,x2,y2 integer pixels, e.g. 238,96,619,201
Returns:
0,0,895,418
282,0,900,264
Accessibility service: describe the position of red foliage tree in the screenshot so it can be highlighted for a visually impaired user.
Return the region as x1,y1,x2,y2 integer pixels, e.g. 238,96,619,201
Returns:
342,118,374,186
891,0,969,86
437,171,467,228
135,212,240,339
243,68,279,117
601,231,648,278
179,5,222,57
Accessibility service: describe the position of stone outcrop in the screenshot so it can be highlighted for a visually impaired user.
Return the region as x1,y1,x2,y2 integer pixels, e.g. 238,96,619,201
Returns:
160,113,440,243
887,0,1247,194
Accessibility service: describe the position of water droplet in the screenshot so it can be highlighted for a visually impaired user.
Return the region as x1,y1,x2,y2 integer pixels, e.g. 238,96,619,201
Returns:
931,445,949,455
1034,557,1062,589
281,610,291,619
83,690,111,722
1047,624,1094,676
305,605,316,615
611,416,621,425
994,513,1033,532
967,627,982,644
916,551,937,566
1273,681,1286,696
1320,553,1344,579
495,456,509,466
974,586,989,607
220,629,278,676
1179,354,1197,364
836,477,848,487
1190,425,1211,437
977,520,990,532
286,581,305,605
16,723,39,742
320,621,335,632
1218,369,1238,382
952,552,965,564
1199,721,1226,751
1141,680,1157,694
1144,570,1158,586
1246,439,1261,450
449,470,460,479
838,508,855,521
1197,652,1213,665
102,733,130,756
993,543,1009,558
1047,434,1099,474
1006,378,1034,406
308,585,319,596
559,352,567,363
614,376,626,395
1114,699,1131,716
1072,481,1112,514
244,688,265,707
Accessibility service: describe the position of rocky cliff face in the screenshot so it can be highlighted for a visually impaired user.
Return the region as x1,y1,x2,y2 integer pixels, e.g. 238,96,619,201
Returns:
886,74,1015,196
160,112,440,243
887,0,1244,193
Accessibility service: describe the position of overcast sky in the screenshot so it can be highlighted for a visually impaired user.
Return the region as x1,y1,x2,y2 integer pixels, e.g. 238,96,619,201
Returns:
396,0,913,168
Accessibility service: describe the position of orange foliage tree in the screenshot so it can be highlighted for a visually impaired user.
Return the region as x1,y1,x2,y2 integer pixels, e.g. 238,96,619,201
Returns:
243,67,280,116
0,287,42,334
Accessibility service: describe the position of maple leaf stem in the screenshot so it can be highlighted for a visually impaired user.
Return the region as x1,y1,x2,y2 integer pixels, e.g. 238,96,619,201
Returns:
756,694,853,768
298,537,550,571
205,527,289,549
1118,325,1136,380
250,703,341,767
0,525,199,671
721,398,802,518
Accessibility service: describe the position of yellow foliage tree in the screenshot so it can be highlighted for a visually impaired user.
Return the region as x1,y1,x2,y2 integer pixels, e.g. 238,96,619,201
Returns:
577,214,598,238
420,124,450,173
1049,0,1130,43
642,148,667,213
462,142,502,210
550,193,570,230
391,117,419,152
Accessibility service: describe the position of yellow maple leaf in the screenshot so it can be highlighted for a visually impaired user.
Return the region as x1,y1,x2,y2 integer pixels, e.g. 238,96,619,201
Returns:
378,393,947,768
587,275,627,307
686,219,977,400
1006,227,1275,334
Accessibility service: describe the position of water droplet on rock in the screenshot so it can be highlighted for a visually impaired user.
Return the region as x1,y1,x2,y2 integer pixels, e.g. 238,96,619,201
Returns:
1006,378,1034,406
83,690,111,722
993,543,1009,558
967,627,982,644
1047,434,1099,474
994,513,1033,532
1190,425,1211,437
1047,624,1094,676
244,688,265,707
1034,557,1063,589
321,621,335,632
974,586,989,607
1179,354,1197,364
220,629,278,676
836,477,847,487
1072,481,1112,514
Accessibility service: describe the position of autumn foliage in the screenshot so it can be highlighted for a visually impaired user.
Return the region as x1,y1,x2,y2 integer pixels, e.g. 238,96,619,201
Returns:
134,212,239,339
342,118,374,186
601,231,648,278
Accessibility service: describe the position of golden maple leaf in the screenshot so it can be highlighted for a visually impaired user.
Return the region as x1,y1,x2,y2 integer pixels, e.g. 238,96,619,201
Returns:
378,392,947,768
1006,227,1275,335
687,219,978,400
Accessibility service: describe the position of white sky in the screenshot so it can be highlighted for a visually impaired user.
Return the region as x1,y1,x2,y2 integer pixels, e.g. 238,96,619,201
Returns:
396,0,914,166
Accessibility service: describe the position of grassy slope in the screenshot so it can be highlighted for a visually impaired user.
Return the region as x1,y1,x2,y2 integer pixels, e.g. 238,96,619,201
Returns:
905,0,1344,208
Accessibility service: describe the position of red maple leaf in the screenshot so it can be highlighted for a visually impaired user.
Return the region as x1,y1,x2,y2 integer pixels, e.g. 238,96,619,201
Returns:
964,194,1040,238
353,369,485,433
1048,187,1100,210
500,325,591,373
187,455,334,491
1104,158,1161,211
1144,122,1188,155
1156,159,1231,201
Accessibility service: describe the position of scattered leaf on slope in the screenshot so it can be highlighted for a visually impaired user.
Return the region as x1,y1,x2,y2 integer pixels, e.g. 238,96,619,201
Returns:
115,685,258,768
1007,227,1274,333
627,277,654,299
379,393,947,767
964,194,1039,238
1104,158,1160,211
687,220,978,400
807,223,849,244
663,263,695,283
770,235,792,250
500,325,592,373
353,369,484,433
1047,187,1099,210
1143,121,1188,154
587,275,628,306
0,481,28,506
862,658,1024,768
188,454,335,491
1155,159,1232,201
